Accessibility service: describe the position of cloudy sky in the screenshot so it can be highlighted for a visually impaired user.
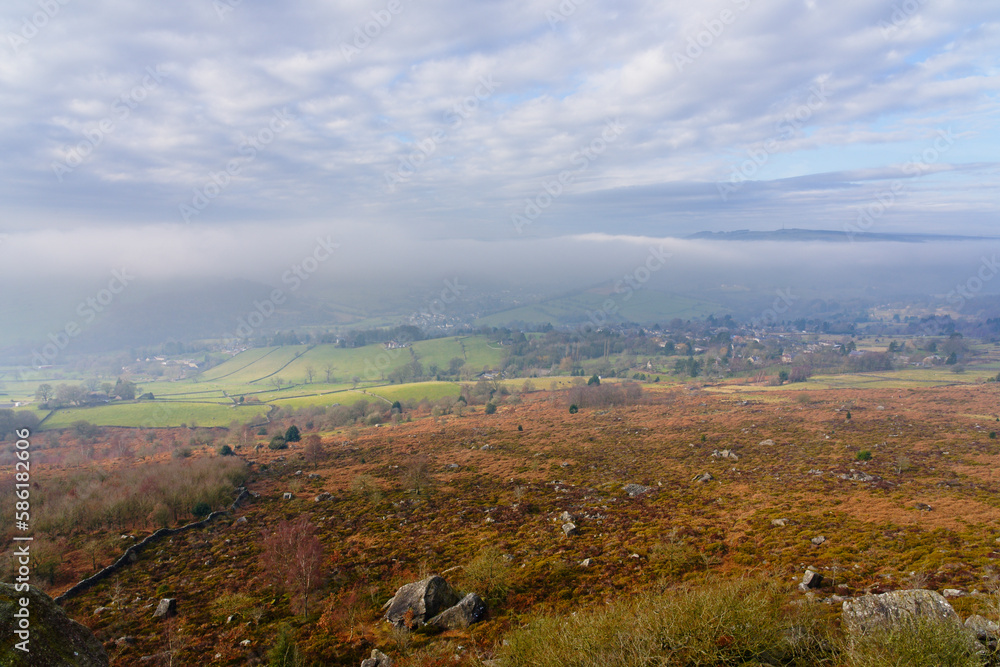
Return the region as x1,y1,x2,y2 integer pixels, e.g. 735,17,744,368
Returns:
1,0,998,289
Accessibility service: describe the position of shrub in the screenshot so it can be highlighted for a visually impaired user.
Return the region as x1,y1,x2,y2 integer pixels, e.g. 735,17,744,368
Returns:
857,450,873,461
267,624,303,667
191,501,212,519
485,402,498,415
269,436,288,450
218,444,234,456
461,546,512,606
284,425,301,442
990,431,997,440
568,404,579,414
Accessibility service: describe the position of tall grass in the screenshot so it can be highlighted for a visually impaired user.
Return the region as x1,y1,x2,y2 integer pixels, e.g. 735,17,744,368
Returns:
497,578,833,667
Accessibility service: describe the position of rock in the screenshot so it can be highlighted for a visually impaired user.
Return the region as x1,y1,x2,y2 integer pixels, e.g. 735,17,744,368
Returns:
360,649,394,667
942,589,966,598
758,439,776,446
800,570,824,591
234,516,248,525
693,473,713,483
771,518,788,527
842,589,959,636
0,583,109,666
116,637,137,647
712,449,739,461
621,483,652,496
811,536,826,545
385,576,461,629
965,614,1000,640
446,463,460,470
282,492,293,500
428,593,488,630
562,522,578,536
560,511,575,523
308,473,320,479
153,598,177,618
580,558,592,567
914,502,933,511
314,492,333,502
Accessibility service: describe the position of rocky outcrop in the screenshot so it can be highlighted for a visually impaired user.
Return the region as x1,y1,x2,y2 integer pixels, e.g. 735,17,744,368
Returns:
1,583,109,667
384,576,461,629
384,576,488,631
842,589,958,636
622,483,652,497
428,593,487,630
360,649,393,667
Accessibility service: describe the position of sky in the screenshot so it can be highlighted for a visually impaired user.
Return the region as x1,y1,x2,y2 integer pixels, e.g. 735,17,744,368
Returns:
1,0,998,304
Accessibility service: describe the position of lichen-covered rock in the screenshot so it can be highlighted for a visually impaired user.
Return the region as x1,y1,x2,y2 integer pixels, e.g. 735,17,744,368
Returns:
0,583,109,667
561,522,578,536
621,483,652,497
842,589,958,636
428,593,487,630
384,576,460,629
360,649,393,667
152,598,177,618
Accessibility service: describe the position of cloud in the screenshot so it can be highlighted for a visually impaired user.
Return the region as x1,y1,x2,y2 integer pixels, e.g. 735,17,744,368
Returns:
0,0,997,258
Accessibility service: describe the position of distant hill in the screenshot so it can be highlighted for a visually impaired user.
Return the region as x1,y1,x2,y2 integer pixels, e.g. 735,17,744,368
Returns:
686,228,1000,243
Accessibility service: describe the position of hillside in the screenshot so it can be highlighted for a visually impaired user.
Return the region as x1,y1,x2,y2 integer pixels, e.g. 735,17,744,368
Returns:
12,381,1000,665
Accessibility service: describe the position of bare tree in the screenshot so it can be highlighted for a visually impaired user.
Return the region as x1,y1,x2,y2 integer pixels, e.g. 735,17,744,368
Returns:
304,365,315,384
303,434,324,468
323,363,334,383
261,517,324,618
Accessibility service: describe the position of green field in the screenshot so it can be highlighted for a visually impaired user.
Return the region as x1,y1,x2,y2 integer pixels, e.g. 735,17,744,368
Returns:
41,401,270,429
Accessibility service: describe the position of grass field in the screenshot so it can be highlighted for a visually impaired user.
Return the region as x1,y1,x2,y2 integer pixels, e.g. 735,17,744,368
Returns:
41,401,270,429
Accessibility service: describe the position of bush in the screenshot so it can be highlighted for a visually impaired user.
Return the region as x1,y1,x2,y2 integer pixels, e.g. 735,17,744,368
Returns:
268,624,302,667
989,431,997,440
857,450,873,461
218,444,234,456
485,402,497,415
191,501,212,519
269,436,288,450
568,404,579,414
461,546,512,606
284,425,301,442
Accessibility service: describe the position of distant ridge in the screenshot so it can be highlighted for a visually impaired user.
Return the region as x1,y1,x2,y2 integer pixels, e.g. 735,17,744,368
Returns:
686,228,999,243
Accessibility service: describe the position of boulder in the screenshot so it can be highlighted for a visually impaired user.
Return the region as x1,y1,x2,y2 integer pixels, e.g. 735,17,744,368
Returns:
758,439,776,446
559,511,575,523
693,473,713,483
314,492,333,502
0,583,109,667
621,483,652,497
360,649,393,667
800,570,824,590
385,576,460,629
428,593,487,630
811,536,826,545
282,492,293,500
153,598,177,618
965,614,1000,641
842,589,959,636
771,518,788,527
562,522,578,536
